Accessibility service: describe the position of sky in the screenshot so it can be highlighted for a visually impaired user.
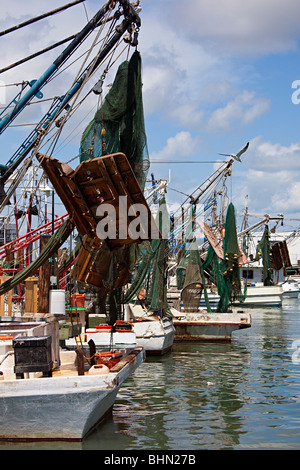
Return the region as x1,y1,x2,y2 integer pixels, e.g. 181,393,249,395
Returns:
1,0,300,232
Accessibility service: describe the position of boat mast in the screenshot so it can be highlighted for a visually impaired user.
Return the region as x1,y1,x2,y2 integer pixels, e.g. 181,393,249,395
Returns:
0,0,141,135
0,1,141,204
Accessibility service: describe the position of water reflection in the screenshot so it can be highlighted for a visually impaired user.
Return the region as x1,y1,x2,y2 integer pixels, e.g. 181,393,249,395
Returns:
1,298,300,450
84,340,253,450
85,299,300,450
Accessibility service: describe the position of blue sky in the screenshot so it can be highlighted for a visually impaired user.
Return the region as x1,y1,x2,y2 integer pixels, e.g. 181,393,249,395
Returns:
1,0,300,231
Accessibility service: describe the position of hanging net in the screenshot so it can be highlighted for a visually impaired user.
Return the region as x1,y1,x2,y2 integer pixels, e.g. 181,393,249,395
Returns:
254,224,272,286
80,50,149,190
212,203,246,312
124,197,171,316
176,207,212,312
176,203,247,313
77,51,150,324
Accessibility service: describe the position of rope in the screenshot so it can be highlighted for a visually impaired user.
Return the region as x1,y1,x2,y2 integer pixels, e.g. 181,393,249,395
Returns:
0,1,86,38
0,9,128,224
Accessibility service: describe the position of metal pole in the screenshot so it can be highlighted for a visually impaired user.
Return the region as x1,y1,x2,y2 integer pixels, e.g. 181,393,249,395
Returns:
0,0,113,134
50,189,57,289
0,3,140,187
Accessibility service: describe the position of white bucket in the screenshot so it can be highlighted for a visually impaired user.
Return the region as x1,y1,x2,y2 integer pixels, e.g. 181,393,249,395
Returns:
49,289,65,315
88,364,110,375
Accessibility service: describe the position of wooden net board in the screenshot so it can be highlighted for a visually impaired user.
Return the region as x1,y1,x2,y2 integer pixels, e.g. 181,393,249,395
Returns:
37,152,157,249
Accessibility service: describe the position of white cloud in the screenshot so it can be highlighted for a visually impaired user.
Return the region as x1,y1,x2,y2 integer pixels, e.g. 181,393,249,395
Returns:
272,181,300,213
167,0,300,56
150,131,199,160
138,5,272,134
168,103,204,129
139,8,232,119
246,137,300,172
232,137,300,218
142,63,183,115
206,91,270,133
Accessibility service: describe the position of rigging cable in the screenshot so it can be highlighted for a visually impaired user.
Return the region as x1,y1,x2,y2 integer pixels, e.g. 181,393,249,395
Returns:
0,1,86,38
0,34,78,75
0,9,117,186
44,8,117,158
0,0,118,134
0,9,133,229
0,1,141,187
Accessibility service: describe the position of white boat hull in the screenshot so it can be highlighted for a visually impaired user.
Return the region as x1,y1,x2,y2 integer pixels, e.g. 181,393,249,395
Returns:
125,304,175,355
233,285,283,307
0,347,145,441
196,286,283,308
172,310,251,342
283,290,299,298
281,281,300,298
133,317,175,355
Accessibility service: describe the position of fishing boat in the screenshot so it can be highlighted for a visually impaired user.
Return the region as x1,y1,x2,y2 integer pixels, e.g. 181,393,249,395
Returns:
168,285,251,341
66,302,175,355
233,284,284,306
0,316,144,441
0,336,144,441
169,284,284,309
237,206,293,304
124,302,175,355
65,322,137,349
169,202,252,341
0,0,149,441
195,284,284,307
119,197,175,354
66,315,174,355
171,309,251,342
280,279,300,298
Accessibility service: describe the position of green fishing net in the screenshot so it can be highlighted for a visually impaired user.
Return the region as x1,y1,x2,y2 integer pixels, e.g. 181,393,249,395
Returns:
124,197,170,316
176,203,246,313
80,50,149,190
254,224,272,286
214,203,246,312
78,51,150,323
176,206,212,312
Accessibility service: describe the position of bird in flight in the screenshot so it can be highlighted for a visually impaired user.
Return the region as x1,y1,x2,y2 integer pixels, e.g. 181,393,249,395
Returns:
219,142,249,162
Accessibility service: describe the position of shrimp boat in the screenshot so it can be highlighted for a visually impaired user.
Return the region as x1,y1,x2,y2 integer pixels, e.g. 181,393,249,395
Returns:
192,284,284,307
0,329,144,441
169,203,252,341
123,303,175,355
72,311,175,356
168,287,251,342
280,280,299,298
0,0,150,441
172,311,251,342
117,197,176,354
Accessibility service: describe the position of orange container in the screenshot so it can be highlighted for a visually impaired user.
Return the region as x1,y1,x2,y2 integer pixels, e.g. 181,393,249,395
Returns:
71,294,86,308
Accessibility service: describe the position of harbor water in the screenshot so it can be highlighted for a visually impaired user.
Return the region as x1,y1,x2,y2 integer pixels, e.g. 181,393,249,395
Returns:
1,296,300,451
